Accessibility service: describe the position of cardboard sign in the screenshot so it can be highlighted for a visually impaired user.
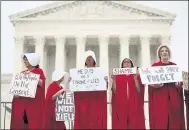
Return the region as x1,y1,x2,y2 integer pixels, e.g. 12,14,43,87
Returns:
69,67,106,92
113,67,137,75
9,73,40,98
56,92,75,121
182,71,188,90
139,65,183,84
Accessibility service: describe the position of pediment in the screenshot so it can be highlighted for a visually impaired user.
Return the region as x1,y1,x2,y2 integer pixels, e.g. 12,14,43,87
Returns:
9,1,176,20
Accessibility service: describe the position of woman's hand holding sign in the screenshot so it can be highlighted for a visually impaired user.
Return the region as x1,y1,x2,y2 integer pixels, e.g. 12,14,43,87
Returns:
52,88,65,101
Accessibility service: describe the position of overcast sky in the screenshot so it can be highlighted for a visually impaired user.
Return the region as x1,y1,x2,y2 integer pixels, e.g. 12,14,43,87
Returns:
1,1,188,74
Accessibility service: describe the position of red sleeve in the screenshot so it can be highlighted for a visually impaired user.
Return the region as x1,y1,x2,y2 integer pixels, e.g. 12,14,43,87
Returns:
46,82,62,101
37,69,46,93
31,68,46,80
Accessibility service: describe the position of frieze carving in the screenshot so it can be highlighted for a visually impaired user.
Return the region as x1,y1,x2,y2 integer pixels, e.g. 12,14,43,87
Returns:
22,1,165,19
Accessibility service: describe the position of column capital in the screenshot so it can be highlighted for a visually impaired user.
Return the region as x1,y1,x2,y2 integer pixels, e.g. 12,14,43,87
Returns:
33,36,45,45
140,36,151,44
54,36,66,40
160,35,171,44
14,36,25,43
75,35,87,39
119,35,131,39
75,36,86,45
54,36,66,44
98,36,109,45
119,35,130,45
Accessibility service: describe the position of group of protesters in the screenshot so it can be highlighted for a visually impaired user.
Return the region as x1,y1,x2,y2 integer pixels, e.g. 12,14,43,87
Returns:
10,44,188,129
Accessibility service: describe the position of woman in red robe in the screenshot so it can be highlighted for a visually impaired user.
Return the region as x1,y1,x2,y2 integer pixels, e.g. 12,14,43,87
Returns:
10,53,46,129
73,50,108,129
148,44,185,129
42,70,68,129
111,58,145,129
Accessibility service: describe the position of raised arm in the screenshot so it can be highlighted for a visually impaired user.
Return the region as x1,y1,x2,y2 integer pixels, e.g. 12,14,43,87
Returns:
52,89,65,101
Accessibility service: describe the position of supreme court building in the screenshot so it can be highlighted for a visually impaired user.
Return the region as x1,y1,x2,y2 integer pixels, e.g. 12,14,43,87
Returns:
2,1,177,129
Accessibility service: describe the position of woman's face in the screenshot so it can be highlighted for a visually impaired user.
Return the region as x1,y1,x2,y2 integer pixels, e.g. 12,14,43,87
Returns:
23,56,32,68
85,56,95,67
122,58,132,68
160,47,169,60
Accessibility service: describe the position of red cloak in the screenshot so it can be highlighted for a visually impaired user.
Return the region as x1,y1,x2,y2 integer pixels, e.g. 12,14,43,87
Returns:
10,68,46,129
74,91,107,129
112,74,145,129
148,61,185,129
184,90,189,129
42,81,66,129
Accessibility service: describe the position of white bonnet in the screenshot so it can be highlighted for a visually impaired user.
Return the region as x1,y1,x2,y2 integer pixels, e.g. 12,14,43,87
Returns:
22,53,40,67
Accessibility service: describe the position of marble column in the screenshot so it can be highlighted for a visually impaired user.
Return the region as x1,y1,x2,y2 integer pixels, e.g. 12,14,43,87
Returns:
76,36,86,68
34,36,45,69
14,36,24,74
140,36,151,67
119,35,130,64
55,36,66,71
99,36,110,129
99,36,109,75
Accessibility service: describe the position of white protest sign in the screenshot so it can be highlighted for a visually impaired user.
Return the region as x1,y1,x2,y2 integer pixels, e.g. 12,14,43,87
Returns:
9,73,40,98
69,67,106,92
56,92,75,121
182,71,188,90
139,65,183,85
113,67,137,75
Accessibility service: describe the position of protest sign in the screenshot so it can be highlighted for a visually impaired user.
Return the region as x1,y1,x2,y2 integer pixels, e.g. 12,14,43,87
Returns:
113,67,137,75
9,73,40,98
182,71,188,90
56,92,75,121
69,67,106,92
139,65,183,84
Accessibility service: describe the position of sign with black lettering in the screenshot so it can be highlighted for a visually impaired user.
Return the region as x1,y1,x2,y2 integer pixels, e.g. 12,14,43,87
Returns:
113,67,137,75
139,65,183,84
182,71,188,90
56,92,75,121
9,73,40,98
69,67,106,92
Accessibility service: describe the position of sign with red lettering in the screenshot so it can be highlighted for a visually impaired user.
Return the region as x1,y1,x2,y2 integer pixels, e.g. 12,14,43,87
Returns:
139,65,183,84
113,67,137,75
